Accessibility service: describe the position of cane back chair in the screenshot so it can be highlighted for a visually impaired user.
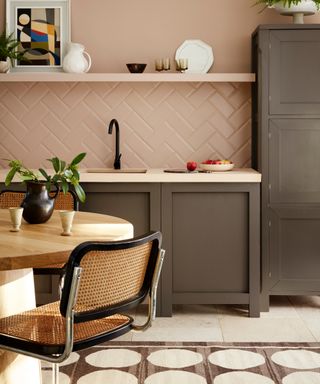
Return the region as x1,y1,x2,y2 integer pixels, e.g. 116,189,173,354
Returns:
0,189,78,275
0,189,78,211
0,231,165,384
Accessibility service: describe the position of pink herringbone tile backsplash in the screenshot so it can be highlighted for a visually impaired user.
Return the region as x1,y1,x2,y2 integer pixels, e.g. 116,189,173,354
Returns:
0,82,251,169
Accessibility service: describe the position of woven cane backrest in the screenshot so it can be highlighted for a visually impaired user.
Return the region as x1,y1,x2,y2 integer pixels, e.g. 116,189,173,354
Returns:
54,192,78,210
0,191,25,208
74,242,152,314
0,190,77,210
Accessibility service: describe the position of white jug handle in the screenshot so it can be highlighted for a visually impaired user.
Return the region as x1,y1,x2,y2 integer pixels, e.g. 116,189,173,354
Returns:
83,51,91,72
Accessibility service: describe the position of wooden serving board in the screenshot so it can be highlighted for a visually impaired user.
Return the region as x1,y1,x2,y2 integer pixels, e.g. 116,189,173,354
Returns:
163,169,205,173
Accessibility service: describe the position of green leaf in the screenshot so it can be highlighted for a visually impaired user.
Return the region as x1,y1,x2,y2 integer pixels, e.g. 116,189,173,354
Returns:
74,183,86,203
8,159,21,168
5,167,17,186
20,175,35,181
57,158,62,172
61,180,68,194
60,160,66,172
48,157,60,173
72,168,80,181
39,168,49,180
70,152,86,166
52,174,61,183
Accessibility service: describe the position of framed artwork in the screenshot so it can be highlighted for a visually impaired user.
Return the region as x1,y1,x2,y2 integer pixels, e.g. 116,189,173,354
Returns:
6,0,70,71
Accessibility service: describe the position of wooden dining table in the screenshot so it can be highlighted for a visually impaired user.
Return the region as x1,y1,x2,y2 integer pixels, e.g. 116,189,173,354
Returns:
0,209,133,384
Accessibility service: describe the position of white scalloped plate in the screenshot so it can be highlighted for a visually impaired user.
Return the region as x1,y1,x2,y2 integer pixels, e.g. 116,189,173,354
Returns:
175,39,214,74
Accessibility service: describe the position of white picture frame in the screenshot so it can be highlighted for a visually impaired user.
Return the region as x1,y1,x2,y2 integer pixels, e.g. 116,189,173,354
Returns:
6,0,70,71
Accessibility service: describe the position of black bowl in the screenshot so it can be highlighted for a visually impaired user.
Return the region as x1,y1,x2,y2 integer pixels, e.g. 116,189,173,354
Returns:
126,63,147,73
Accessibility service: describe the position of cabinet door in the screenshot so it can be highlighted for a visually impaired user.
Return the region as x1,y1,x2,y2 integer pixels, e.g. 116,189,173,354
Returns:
161,183,260,317
270,30,320,115
171,191,249,293
269,206,320,293
81,183,161,236
269,119,320,203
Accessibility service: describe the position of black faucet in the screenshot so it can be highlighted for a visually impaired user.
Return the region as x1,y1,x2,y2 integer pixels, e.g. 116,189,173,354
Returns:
108,119,121,169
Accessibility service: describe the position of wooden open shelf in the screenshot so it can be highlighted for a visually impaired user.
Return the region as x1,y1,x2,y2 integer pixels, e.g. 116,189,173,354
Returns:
0,72,256,83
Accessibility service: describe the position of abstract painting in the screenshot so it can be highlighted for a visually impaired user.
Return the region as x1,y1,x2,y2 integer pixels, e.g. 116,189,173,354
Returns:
6,0,70,71
17,7,61,66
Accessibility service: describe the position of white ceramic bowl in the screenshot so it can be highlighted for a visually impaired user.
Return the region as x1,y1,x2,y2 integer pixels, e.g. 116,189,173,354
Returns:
199,163,234,172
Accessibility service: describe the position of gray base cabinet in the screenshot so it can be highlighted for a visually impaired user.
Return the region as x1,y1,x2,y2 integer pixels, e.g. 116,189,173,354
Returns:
252,25,320,310
80,183,161,237
161,183,260,317
0,181,260,316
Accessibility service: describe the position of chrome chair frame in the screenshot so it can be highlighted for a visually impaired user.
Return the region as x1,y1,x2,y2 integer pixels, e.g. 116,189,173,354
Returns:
0,232,165,384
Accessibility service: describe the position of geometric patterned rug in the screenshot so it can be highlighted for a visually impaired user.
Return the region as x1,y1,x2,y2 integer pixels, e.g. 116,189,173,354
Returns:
42,342,320,384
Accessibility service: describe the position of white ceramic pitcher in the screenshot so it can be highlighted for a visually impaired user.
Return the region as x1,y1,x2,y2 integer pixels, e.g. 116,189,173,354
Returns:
63,42,91,73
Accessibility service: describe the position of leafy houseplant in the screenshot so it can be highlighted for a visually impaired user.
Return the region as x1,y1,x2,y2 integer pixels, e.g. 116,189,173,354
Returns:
255,0,320,23
255,0,320,10
5,153,87,203
0,31,28,72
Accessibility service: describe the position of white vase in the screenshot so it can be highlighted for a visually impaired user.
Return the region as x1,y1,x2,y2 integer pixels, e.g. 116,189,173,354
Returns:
62,42,92,73
272,0,317,23
0,60,10,73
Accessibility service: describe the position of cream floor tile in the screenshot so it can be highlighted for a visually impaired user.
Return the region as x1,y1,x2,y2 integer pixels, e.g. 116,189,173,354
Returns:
219,317,317,342
288,295,320,316
296,318,320,342
113,332,134,341
288,296,320,341
208,297,298,319
175,304,219,318
134,304,219,325
132,304,223,341
214,304,253,318
132,325,223,342
90,331,133,343
259,296,299,319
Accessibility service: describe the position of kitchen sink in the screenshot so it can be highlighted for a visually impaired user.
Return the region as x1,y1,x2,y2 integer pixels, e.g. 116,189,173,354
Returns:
86,168,147,173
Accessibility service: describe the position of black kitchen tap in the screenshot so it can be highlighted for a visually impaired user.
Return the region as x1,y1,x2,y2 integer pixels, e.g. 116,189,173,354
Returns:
108,119,121,169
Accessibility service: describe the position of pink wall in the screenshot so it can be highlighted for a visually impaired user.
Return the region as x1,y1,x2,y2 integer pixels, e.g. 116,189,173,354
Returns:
0,82,252,169
1,1,320,169
3,0,320,72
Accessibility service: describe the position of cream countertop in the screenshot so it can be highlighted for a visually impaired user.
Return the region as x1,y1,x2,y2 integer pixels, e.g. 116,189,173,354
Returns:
0,168,261,183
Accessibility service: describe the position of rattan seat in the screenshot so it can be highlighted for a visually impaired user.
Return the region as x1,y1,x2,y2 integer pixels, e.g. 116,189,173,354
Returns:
0,231,165,384
0,301,131,355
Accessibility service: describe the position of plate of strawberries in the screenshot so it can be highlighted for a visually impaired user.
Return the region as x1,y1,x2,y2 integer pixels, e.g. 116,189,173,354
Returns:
199,159,234,172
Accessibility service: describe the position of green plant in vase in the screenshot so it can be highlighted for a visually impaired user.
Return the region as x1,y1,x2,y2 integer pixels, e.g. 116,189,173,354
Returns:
255,0,320,23
4,153,86,224
5,153,86,202
255,0,320,8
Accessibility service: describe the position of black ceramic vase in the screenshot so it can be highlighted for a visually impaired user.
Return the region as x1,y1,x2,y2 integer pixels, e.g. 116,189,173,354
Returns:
21,181,59,224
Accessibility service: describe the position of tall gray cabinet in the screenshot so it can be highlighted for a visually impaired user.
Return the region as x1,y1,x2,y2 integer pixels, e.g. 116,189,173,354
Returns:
252,25,320,310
